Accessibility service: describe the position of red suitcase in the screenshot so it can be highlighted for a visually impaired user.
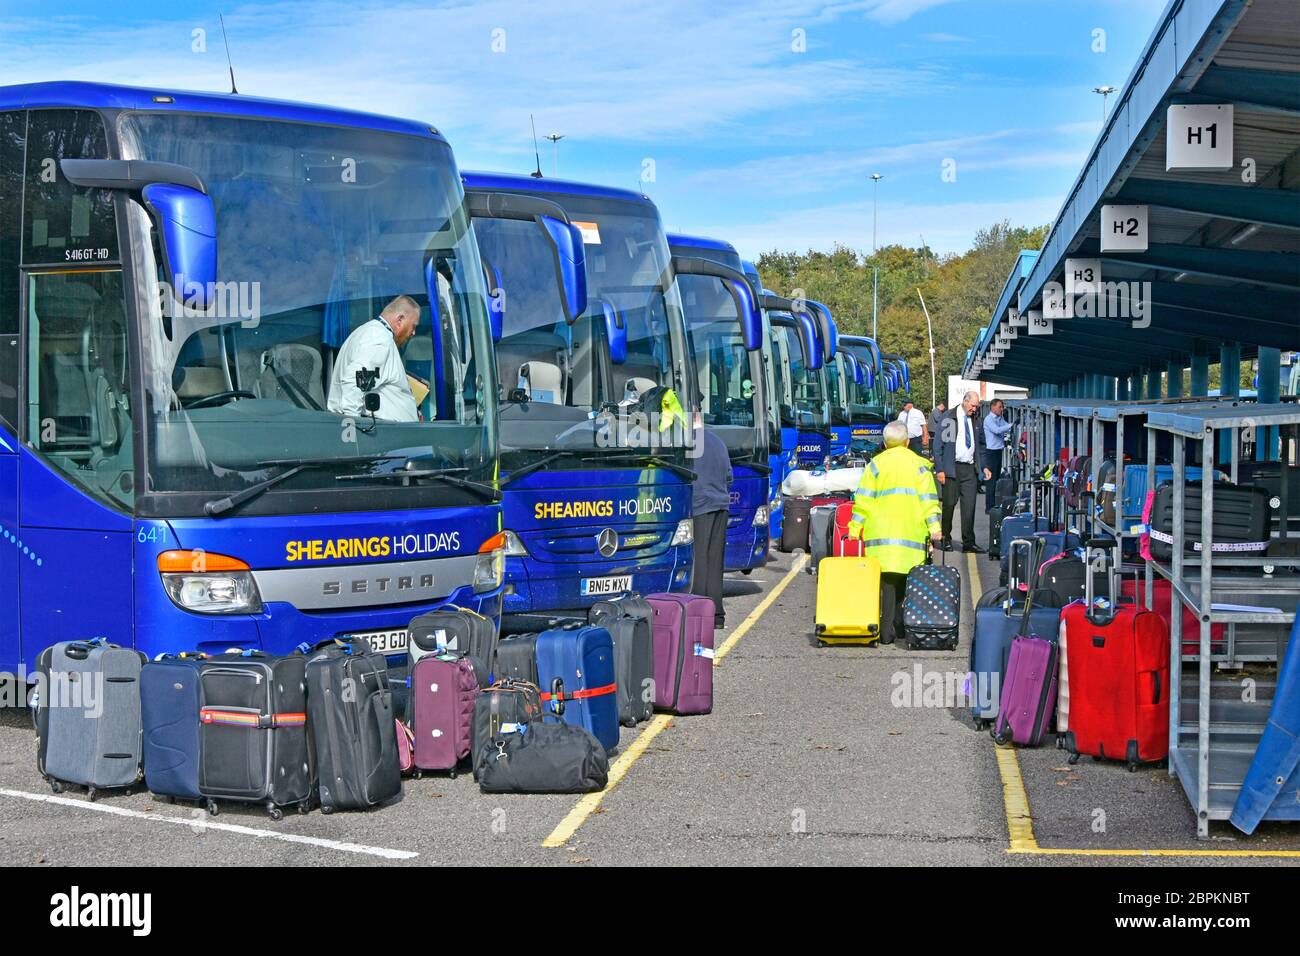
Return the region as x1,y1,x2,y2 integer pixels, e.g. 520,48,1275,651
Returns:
1120,576,1225,656
1062,562,1170,770
832,502,865,557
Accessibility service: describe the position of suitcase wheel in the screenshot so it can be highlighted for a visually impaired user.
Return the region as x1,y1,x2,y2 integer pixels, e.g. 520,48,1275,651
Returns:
449,770,458,780
816,640,827,648
1126,761,1139,773
320,804,335,815
49,779,63,795
1055,736,1064,750
86,787,97,803
298,803,309,815
267,804,284,822
1067,753,1080,765
206,799,219,817
991,728,1009,746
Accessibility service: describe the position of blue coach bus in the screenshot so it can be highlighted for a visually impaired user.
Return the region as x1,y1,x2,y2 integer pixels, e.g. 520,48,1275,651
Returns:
667,234,769,574
839,334,887,453
740,260,790,547
465,173,745,620
767,305,829,469
0,82,505,676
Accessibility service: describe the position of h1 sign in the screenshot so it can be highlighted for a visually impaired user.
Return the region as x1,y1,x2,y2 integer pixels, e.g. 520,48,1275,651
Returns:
1166,104,1233,171
1100,204,1148,253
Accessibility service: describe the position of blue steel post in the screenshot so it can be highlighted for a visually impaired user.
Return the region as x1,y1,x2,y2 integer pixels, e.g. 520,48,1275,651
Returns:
1219,344,1241,465
1117,377,1130,401
1190,355,1210,397
1146,367,1162,400
1166,361,1183,398
1257,347,1281,461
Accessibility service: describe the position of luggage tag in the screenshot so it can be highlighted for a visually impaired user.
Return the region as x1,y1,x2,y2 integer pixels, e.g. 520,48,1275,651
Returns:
693,643,715,660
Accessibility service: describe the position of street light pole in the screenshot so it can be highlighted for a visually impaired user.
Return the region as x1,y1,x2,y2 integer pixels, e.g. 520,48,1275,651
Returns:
545,133,565,175
916,287,937,410
870,173,882,341
1091,85,1117,121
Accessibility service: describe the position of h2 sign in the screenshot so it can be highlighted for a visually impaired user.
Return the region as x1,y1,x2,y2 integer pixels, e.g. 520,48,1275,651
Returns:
1100,205,1148,253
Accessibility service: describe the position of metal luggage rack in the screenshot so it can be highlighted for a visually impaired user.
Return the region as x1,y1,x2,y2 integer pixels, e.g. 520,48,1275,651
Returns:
1144,403,1300,838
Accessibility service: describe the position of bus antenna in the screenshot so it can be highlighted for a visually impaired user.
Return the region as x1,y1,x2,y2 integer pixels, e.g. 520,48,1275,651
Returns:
219,14,239,94
529,115,543,178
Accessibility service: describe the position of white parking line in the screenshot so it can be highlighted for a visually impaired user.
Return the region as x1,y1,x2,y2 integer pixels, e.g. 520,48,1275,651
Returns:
0,788,418,861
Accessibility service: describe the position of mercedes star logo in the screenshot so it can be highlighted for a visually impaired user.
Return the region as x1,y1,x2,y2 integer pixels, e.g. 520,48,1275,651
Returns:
597,528,619,558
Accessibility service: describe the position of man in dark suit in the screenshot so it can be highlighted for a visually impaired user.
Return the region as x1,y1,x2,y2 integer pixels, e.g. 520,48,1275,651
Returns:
934,390,991,552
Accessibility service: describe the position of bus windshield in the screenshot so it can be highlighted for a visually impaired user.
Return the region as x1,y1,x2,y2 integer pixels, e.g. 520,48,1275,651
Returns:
679,275,763,466
118,113,495,516
826,353,851,426
473,192,690,471
775,319,827,430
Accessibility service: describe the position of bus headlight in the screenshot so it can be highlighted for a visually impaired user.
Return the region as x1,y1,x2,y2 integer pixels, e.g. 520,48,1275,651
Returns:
670,519,694,547
752,506,769,527
162,572,263,614
158,550,262,614
501,529,529,557
473,549,504,592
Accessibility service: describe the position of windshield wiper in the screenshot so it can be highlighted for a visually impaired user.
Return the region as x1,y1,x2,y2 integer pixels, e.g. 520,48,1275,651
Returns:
337,465,501,502
730,456,773,475
581,452,697,482
203,454,402,517
500,449,587,487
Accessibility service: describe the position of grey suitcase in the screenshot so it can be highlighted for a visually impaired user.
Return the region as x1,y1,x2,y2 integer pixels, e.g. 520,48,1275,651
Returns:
589,594,655,726
809,504,838,572
34,639,147,797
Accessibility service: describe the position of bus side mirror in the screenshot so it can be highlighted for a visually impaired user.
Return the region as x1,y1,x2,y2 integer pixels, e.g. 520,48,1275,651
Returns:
600,299,627,365
796,313,823,370
482,259,504,342
538,216,587,323
141,184,217,309
728,278,762,352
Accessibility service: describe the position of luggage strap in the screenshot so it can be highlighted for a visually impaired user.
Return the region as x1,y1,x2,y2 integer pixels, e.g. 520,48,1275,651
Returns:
199,708,306,729
1146,529,1269,552
539,682,616,703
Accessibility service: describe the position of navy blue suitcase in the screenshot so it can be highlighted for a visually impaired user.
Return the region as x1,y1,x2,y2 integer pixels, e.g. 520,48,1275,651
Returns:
999,514,1049,584
535,624,620,753
141,655,205,801
971,539,1065,726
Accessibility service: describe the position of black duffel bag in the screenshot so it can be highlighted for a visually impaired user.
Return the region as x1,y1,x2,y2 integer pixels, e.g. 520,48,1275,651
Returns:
478,715,609,794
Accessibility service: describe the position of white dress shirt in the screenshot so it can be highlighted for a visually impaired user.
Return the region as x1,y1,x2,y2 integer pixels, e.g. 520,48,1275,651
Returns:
899,407,926,439
327,318,419,422
955,406,976,464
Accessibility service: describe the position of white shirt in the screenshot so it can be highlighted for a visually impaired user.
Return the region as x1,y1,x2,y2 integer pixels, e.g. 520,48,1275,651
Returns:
899,407,926,439
955,406,976,464
327,318,419,422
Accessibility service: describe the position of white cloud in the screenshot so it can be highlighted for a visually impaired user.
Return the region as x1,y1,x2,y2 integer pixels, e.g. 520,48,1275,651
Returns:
863,0,961,25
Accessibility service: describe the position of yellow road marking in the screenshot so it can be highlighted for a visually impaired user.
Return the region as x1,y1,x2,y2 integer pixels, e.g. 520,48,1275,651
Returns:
541,553,810,848
971,544,1300,858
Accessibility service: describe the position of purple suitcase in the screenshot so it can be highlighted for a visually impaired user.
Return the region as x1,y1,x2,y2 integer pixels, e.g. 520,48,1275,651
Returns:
993,635,1059,746
410,654,480,774
646,593,714,715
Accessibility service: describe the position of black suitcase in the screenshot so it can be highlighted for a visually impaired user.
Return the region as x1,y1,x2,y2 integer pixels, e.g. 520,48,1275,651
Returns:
409,607,497,687
902,555,961,651
1041,554,1087,604
472,679,542,779
589,594,654,726
197,651,313,819
781,497,811,552
994,474,1015,506
494,633,540,685
303,639,401,813
1237,460,1298,526
1150,481,1272,561
477,714,609,794
988,503,1009,560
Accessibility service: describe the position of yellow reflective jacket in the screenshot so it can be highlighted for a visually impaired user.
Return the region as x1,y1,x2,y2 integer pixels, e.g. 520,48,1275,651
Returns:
846,446,942,575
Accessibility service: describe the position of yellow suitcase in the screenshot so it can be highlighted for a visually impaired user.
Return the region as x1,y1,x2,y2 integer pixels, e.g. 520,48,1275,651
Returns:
814,555,882,646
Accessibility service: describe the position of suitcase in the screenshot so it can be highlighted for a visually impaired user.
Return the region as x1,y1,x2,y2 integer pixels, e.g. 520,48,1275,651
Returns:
1056,614,1072,740
35,639,147,797
1237,460,1299,529
1120,576,1226,655
197,650,313,819
140,653,207,801
1062,561,1170,769
999,514,1050,583
831,501,865,557
535,624,620,751
994,636,1059,747
1040,551,1086,605
969,538,1066,726
304,638,401,811
589,594,655,727
988,502,1011,560
902,551,960,651
781,497,811,552
1264,538,1300,575
409,607,498,687
397,720,415,773
1122,464,1207,521
472,679,543,779
1149,481,1272,561
409,652,479,775
494,633,540,686
814,555,882,646
809,503,839,570
477,714,609,794
646,593,715,714
994,474,1015,506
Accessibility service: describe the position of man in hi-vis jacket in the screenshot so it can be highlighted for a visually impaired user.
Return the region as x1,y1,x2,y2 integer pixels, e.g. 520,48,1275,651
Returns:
846,421,942,644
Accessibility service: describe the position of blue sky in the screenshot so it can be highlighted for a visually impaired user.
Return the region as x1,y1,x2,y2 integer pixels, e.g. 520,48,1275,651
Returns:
0,0,1170,258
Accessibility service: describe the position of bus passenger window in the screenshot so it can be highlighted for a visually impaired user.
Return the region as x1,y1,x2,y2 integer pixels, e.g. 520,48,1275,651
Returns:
26,270,133,508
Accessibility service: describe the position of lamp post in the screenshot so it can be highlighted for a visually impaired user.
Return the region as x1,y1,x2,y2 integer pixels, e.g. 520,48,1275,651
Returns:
916,288,937,409
870,173,882,340
1092,85,1117,121
544,133,565,175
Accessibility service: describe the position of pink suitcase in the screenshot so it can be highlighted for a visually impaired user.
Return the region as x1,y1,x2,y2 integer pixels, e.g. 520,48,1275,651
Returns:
646,593,714,715
993,634,1059,746
410,654,479,775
